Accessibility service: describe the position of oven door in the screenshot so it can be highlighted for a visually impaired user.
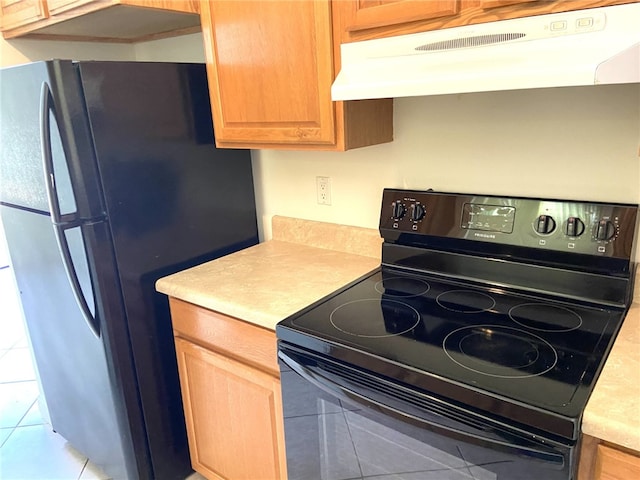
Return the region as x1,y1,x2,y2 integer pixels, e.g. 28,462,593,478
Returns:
279,344,575,480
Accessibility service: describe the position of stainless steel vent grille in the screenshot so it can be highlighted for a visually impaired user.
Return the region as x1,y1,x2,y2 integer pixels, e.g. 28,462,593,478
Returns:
415,33,526,52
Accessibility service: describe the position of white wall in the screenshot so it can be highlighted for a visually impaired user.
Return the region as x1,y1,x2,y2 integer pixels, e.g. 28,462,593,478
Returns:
0,36,134,65
254,85,640,239
2,33,639,259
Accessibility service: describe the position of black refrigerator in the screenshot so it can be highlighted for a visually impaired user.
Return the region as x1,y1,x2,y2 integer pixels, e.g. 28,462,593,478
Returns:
0,60,259,480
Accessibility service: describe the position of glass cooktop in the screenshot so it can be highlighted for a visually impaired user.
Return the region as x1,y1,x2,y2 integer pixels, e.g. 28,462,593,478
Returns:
277,266,625,425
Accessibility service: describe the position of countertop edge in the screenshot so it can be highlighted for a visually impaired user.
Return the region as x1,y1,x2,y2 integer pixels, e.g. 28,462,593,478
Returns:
582,301,640,453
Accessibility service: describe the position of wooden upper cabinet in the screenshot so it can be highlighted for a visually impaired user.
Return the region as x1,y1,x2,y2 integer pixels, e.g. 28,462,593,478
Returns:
202,0,335,147
0,0,48,31
1,0,200,40
200,0,393,150
344,0,460,33
336,0,637,42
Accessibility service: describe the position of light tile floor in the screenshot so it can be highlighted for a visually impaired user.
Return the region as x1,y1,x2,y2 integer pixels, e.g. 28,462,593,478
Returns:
0,265,112,480
0,265,206,480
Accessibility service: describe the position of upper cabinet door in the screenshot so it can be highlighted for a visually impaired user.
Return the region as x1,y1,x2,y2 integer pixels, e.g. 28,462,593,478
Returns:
0,0,48,31
345,0,460,32
201,0,337,148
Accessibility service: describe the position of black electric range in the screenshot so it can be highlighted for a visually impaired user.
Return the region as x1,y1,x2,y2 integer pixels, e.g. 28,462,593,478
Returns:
277,189,638,444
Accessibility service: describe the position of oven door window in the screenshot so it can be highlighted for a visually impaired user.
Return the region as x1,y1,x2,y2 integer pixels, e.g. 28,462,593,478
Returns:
279,347,573,480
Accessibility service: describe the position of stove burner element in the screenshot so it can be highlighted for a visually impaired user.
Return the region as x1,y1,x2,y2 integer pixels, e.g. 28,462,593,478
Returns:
436,290,496,313
374,276,430,297
330,299,421,338
509,303,583,332
443,325,558,378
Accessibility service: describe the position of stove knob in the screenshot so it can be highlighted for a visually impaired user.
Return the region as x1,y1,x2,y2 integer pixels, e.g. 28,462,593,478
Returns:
565,217,585,237
535,215,556,234
595,219,616,240
391,201,406,219
410,203,425,221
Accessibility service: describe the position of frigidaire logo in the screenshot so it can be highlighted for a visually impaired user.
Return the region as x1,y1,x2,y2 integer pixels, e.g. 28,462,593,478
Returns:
474,232,496,239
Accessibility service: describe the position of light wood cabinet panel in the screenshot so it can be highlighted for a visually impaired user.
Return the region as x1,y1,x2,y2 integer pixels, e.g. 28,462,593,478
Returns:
335,0,637,43
0,0,48,31
1,0,200,41
175,337,287,480
202,0,335,147
345,0,459,32
170,299,287,480
201,0,393,150
578,434,640,480
169,297,279,375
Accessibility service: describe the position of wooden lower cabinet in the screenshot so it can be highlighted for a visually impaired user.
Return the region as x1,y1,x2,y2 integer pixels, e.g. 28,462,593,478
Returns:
578,434,640,480
170,298,287,480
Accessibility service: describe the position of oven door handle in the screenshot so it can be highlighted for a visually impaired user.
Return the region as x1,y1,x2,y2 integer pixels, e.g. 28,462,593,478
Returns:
279,349,566,468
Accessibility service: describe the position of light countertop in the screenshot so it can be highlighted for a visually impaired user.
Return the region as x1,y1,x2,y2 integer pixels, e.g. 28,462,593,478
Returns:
582,299,640,453
156,216,640,453
156,216,381,330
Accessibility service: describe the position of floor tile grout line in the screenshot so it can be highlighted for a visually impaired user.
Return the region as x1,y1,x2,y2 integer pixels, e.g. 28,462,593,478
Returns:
77,458,90,480
14,397,39,427
0,396,39,448
0,425,16,449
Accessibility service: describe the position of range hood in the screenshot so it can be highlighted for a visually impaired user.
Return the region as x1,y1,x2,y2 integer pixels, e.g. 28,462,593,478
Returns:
331,3,640,100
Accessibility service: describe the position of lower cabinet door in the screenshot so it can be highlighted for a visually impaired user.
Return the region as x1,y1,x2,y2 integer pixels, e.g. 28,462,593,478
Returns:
174,337,287,480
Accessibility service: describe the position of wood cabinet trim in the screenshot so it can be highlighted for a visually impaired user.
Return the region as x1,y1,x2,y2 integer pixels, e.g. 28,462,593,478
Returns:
578,434,640,480
170,298,279,376
595,443,640,479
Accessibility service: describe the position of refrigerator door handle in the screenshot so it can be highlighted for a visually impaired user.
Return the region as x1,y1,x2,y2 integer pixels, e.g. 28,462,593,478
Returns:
40,82,101,338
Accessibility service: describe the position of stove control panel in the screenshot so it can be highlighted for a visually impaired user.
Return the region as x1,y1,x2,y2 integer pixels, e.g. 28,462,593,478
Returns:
380,189,639,260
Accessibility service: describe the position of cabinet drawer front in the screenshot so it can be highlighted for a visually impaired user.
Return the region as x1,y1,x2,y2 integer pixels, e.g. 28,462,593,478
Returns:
170,298,279,375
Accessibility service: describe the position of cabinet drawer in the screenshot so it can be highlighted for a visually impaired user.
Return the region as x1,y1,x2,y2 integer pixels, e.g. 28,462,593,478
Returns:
169,298,279,375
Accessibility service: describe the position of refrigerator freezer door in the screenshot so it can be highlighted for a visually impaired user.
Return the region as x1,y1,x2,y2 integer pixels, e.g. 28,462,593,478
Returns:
0,62,64,212
77,61,258,480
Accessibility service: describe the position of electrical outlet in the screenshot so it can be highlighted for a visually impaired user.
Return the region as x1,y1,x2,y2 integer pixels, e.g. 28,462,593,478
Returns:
316,176,331,205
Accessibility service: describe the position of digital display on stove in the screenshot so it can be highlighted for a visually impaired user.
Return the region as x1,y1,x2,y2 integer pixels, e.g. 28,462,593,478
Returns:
461,203,515,233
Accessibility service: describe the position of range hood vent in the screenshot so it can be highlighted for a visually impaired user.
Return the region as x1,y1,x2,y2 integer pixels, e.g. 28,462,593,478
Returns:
416,32,526,51
331,3,640,101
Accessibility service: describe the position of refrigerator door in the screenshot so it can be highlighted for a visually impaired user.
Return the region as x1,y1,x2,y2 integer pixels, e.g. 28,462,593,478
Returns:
76,61,258,480
1,61,149,480
40,82,99,336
